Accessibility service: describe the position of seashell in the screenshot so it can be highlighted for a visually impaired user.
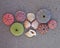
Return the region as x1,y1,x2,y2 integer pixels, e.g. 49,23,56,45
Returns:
32,20,39,29
25,29,36,37
27,13,35,22
24,20,31,29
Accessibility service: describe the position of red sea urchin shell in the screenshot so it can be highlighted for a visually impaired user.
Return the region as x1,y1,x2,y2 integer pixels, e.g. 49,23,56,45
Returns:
3,13,14,26
37,23,48,34
15,11,26,22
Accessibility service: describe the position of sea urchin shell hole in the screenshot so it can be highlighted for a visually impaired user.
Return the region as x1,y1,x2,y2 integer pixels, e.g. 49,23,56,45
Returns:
16,29,18,31
43,15,45,18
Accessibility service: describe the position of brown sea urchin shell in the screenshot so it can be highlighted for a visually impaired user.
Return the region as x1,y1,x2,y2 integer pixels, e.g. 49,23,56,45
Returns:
37,23,48,34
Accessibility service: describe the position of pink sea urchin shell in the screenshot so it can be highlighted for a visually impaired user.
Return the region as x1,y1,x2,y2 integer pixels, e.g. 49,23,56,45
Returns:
15,11,26,22
48,20,57,29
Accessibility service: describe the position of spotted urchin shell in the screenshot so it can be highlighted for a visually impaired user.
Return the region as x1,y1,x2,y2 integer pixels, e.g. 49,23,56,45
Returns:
37,23,49,34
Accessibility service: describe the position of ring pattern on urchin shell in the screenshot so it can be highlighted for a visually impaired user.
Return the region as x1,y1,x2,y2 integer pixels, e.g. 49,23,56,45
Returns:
10,23,24,36
36,9,51,23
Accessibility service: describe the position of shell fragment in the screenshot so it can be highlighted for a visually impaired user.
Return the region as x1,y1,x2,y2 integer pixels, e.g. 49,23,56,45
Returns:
25,29,36,37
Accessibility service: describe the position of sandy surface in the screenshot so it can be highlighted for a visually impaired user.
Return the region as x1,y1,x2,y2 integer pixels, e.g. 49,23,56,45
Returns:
0,0,60,48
